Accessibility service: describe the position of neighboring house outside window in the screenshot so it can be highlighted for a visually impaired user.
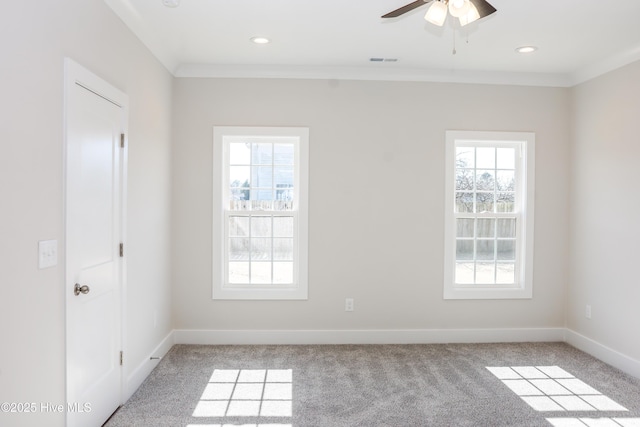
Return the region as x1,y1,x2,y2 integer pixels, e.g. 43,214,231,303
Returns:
213,127,309,300
444,131,535,299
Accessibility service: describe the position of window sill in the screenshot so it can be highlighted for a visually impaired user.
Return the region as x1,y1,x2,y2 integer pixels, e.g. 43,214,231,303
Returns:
444,285,532,300
213,286,308,300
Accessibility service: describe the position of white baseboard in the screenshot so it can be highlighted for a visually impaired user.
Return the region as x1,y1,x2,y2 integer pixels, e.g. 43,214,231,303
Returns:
565,328,640,379
123,330,175,401
173,328,566,345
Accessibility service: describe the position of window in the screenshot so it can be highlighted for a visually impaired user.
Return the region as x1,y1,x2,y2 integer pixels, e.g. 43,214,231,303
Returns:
444,131,535,299
213,127,309,300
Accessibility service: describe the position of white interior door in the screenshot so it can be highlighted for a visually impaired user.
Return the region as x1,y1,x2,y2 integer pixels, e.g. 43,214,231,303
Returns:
65,59,128,427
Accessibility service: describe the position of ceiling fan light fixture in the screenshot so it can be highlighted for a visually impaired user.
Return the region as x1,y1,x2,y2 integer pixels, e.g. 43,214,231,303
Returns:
459,3,480,26
448,0,470,18
425,1,448,26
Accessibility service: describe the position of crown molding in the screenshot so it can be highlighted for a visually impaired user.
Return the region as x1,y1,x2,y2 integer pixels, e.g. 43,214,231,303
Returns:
570,45,640,86
174,63,573,87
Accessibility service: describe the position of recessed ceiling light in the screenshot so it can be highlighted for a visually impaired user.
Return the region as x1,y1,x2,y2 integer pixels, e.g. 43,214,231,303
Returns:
515,46,538,54
250,37,270,44
162,0,181,7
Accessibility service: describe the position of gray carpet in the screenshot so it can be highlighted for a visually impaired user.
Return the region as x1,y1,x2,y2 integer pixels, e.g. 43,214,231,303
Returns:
104,342,640,426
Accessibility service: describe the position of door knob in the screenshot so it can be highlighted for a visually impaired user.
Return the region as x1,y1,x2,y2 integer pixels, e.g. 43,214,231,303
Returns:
74,283,90,296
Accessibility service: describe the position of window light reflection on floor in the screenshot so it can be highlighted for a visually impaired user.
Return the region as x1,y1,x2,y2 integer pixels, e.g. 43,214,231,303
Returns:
487,366,628,413
192,369,293,419
487,366,640,426
546,417,640,427
187,425,292,427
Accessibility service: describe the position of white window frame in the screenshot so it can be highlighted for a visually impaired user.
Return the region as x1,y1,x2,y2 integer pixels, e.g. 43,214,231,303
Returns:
213,126,309,300
444,130,535,300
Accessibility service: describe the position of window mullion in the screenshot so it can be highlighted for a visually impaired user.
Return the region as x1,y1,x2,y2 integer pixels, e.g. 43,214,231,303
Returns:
473,217,478,284
492,147,498,283
224,210,230,286
270,214,274,284
493,201,498,284
248,212,252,284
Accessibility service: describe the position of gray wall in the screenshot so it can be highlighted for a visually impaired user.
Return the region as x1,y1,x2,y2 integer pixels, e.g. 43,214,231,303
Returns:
172,78,570,331
568,60,640,362
0,1,173,426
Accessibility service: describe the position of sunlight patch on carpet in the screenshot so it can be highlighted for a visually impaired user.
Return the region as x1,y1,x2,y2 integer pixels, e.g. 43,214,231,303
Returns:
186,424,292,427
192,369,293,419
546,417,640,426
487,366,628,413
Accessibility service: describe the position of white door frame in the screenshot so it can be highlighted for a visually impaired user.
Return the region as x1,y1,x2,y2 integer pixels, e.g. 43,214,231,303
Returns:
63,57,128,426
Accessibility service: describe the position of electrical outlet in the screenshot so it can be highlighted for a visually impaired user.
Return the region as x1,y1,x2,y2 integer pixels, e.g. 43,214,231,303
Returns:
345,298,354,312
585,305,592,319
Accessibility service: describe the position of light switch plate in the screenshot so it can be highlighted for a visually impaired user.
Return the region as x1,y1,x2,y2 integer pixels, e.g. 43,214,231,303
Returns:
38,240,58,269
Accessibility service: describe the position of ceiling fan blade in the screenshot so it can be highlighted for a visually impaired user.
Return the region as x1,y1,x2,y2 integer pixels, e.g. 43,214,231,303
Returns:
381,0,432,18
468,0,497,19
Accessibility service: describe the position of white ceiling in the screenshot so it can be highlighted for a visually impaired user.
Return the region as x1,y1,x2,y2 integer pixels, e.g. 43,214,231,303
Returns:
105,0,640,86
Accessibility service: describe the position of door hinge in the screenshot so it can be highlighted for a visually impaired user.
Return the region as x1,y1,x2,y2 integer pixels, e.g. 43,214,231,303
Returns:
119,243,124,257
120,133,125,148
120,351,123,366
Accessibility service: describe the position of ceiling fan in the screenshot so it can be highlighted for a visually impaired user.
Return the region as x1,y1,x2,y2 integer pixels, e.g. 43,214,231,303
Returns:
382,0,496,27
